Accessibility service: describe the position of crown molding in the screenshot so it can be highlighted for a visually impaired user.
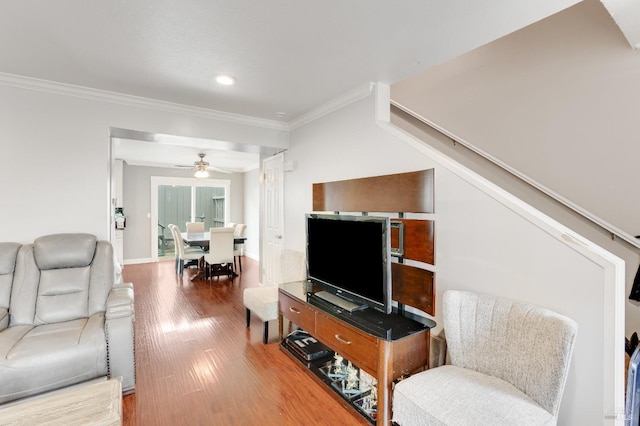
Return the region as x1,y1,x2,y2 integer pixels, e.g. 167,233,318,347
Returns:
288,82,375,130
0,72,289,131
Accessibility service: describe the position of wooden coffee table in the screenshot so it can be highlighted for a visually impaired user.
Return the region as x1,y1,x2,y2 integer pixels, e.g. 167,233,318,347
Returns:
0,378,122,425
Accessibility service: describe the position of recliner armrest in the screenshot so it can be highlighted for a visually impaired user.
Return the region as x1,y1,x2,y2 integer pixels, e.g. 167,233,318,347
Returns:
106,284,134,320
105,284,135,393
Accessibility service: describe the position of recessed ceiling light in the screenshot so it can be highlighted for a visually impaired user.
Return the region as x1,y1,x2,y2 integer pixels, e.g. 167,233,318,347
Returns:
215,74,236,86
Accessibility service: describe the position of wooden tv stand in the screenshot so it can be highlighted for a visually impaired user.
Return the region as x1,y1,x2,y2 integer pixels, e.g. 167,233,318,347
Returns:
278,281,433,425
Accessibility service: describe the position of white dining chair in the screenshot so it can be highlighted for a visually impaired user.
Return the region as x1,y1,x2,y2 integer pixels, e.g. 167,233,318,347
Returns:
204,227,235,281
169,224,205,277
185,222,205,233
233,224,247,273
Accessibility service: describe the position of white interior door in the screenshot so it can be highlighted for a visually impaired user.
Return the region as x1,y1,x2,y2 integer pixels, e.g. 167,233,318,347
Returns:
262,153,284,286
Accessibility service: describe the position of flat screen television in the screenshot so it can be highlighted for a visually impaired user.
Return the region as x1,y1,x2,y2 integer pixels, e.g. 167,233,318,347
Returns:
305,213,392,314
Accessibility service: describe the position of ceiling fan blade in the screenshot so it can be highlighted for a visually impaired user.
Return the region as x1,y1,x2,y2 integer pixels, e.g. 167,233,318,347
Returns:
173,164,232,174
208,166,233,174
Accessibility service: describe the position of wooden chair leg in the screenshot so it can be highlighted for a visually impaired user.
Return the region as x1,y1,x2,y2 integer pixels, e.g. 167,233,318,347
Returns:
239,255,242,272
246,308,251,327
263,321,269,344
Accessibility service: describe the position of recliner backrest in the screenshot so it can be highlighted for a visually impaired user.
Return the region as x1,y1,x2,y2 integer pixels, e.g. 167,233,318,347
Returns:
0,242,21,310
10,234,114,326
443,290,577,417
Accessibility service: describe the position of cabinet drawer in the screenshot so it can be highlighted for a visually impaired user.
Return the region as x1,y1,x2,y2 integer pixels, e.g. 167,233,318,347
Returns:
280,292,315,333
315,313,378,374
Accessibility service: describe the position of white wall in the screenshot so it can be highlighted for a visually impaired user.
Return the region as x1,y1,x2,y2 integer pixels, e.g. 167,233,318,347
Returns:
0,82,287,244
284,90,624,424
284,96,434,249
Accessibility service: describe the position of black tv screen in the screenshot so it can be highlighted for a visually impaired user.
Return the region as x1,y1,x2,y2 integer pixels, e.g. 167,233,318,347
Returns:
306,214,392,313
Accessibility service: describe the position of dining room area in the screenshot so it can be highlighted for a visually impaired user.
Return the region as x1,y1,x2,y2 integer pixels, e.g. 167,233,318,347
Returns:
166,221,248,281
112,128,265,270
114,149,260,268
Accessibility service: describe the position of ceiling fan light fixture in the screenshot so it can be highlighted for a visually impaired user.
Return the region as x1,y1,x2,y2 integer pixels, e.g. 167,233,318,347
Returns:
215,74,236,86
194,167,209,178
194,153,210,178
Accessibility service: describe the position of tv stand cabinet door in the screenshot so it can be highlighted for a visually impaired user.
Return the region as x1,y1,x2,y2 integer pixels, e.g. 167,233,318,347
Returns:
279,291,316,334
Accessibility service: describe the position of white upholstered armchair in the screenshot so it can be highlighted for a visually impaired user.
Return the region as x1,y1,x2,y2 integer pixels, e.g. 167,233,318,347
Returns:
393,290,577,425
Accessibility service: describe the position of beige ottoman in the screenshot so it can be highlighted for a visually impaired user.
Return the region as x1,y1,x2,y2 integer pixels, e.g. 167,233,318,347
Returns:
243,286,279,344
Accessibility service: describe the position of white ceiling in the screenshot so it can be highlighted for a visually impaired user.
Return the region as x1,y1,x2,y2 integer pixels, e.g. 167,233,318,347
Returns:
2,0,636,170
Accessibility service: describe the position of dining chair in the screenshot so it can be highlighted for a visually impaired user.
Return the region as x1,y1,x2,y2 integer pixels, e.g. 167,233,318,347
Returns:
169,224,205,277
233,224,247,273
185,222,205,233
204,227,235,281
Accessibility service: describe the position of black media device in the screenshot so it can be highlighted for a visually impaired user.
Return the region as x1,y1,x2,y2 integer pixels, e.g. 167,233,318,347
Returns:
305,213,392,314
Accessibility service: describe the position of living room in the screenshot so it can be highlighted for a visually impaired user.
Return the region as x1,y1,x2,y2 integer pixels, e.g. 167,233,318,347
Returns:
1,1,639,424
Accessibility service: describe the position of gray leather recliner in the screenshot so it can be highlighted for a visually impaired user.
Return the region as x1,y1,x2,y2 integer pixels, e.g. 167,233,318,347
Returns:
0,234,135,404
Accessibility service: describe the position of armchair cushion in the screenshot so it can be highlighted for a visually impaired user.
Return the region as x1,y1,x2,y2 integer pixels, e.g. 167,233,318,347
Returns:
393,365,554,426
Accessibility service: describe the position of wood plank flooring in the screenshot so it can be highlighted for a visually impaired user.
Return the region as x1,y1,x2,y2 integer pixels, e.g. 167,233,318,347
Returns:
121,258,367,426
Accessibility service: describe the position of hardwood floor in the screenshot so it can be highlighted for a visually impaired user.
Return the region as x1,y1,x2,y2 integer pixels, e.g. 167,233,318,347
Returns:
121,258,367,426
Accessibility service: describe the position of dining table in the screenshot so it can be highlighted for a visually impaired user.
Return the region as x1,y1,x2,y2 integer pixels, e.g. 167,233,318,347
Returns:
181,232,246,251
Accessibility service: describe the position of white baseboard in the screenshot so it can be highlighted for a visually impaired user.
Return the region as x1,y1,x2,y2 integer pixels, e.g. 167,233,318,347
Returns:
244,252,258,261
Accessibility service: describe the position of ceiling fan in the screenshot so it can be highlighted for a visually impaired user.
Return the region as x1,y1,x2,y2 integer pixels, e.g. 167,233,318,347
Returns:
176,153,232,177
